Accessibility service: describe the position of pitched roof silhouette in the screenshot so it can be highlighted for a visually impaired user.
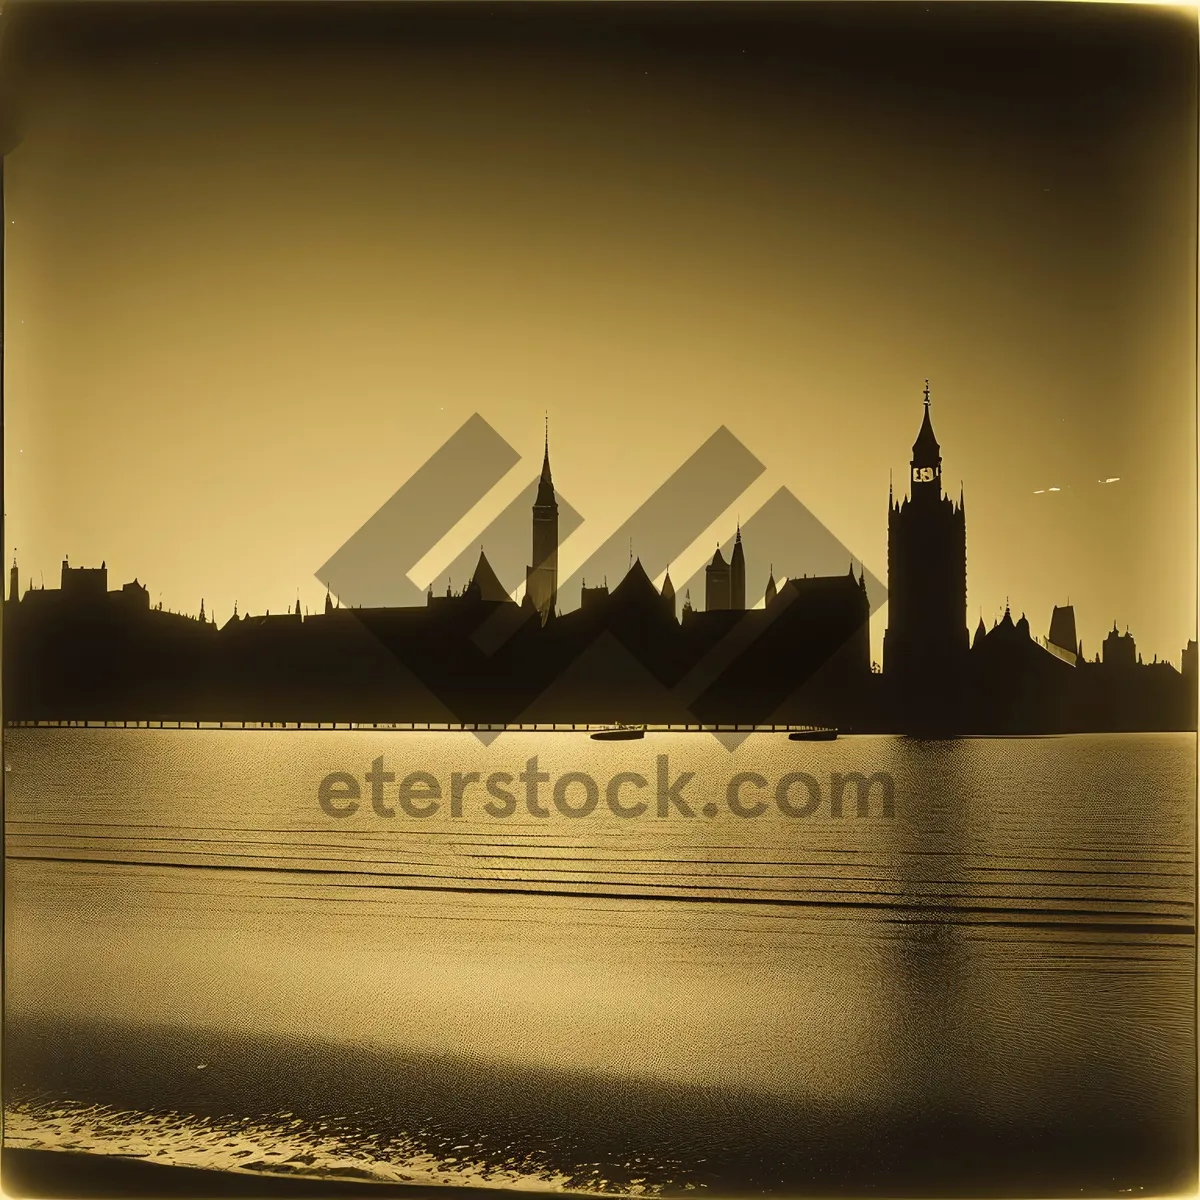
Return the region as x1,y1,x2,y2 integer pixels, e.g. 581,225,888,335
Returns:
611,557,659,604
468,549,511,603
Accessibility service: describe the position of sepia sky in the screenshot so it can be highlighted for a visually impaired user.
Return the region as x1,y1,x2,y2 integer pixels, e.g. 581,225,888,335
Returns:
2,2,1195,665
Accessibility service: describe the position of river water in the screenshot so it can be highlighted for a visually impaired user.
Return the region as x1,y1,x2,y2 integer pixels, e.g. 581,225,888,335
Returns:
4,730,1195,1195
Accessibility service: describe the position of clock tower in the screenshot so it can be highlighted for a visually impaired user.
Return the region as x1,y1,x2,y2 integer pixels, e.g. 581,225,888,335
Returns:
883,382,968,711
909,380,942,498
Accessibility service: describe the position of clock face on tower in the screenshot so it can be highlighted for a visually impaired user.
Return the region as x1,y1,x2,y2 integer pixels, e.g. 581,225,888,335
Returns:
912,466,937,483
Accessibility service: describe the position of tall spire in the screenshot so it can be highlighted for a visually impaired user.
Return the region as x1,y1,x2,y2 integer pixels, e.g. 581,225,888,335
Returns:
730,521,746,610
535,414,556,507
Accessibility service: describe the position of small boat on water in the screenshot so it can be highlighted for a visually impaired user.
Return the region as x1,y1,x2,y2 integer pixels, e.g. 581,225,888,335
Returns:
789,727,838,742
590,723,647,741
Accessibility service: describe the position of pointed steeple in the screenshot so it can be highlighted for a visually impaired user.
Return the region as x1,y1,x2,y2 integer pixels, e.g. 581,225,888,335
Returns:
730,522,746,610
661,565,677,621
765,564,777,607
199,598,205,623
912,380,941,463
535,413,556,508
325,583,333,615
527,413,560,624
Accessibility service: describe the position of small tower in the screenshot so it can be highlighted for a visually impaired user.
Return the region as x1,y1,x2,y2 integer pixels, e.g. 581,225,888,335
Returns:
764,564,777,607
199,598,206,624
8,553,18,605
1047,604,1078,659
1182,639,1197,678
705,544,731,611
661,567,676,621
730,524,746,611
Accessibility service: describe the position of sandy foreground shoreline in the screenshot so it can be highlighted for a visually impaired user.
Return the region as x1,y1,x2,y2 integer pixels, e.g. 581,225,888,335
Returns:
1,1148,594,1199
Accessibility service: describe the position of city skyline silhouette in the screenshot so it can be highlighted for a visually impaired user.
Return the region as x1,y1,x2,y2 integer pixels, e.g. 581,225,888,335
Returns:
6,392,1195,735
1,8,1196,1199
0,2,1195,668
6,389,1191,639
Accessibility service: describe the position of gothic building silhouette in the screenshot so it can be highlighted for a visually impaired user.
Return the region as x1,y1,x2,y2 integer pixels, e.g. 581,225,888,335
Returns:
883,382,968,701
3,398,1195,733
